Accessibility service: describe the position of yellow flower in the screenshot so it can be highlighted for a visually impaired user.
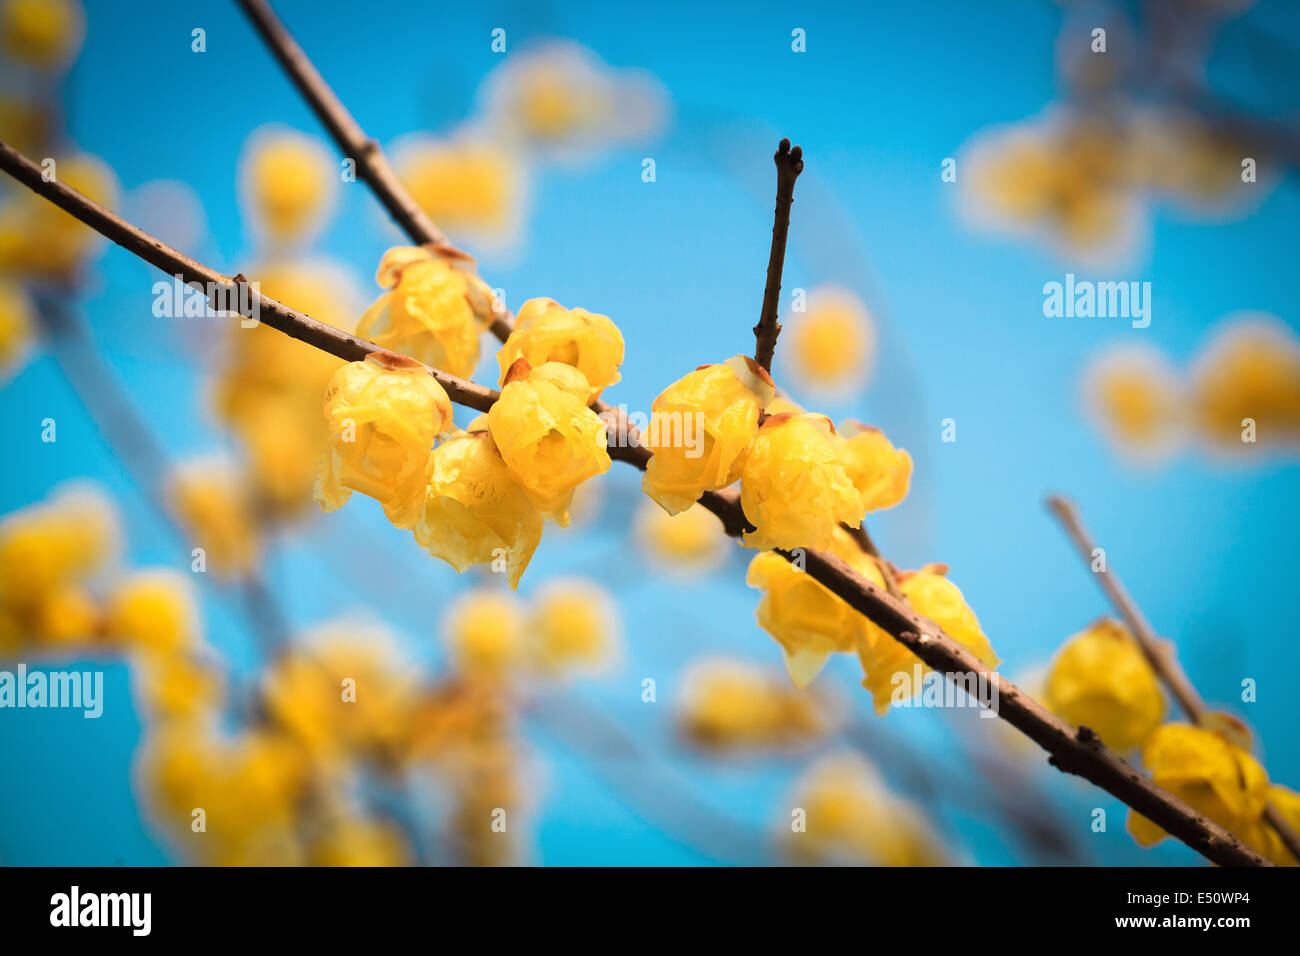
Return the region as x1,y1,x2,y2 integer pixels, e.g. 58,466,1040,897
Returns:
784,752,948,866
394,133,523,243
167,457,262,577
1043,619,1165,752
1191,314,1300,451
0,94,47,156
414,430,543,590
835,421,912,513
857,564,999,715
748,526,889,689
0,274,33,381
1256,785,1300,866
103,570,199,657
442,589,526,682
1127,723,1270,849
0,153,118,279
740,413,863,552
787,287,874,390
487,359,611,519
315,351,454,529
261,623,418,761
679,657,831,749
308,816,411,867
238,126,336,245
0,482,118,615
211,259,360,515
132,653,224,725
33,583,98,645
0,0,83,68
354,245,498,379
634,498,726,573
642,356,774,515
528,578,619,676
497,297,624,401
1083,345,1186,461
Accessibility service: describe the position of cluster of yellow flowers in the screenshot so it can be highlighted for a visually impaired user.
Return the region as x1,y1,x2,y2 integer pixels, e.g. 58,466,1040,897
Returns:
636,354,994,705
962,109,1260,262
1084,313,1300,462
1127,723,1300,866
783,752,948,866
315,248,623,588
442,579,619,683
678,657,836,750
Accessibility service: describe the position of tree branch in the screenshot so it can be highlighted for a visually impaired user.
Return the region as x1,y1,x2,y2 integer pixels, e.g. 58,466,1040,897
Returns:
752,138,803,373
0,136,1270,866
1047,493,1300,863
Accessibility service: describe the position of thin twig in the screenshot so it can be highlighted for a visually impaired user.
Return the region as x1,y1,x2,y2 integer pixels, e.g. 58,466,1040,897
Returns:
1047,493,1300,863
753,138,803,373
0,138,1271,867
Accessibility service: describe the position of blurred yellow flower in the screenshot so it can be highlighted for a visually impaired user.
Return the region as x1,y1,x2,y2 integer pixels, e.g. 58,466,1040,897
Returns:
496,297,624,401
239,126,336,245
740,413,862,552
167,457,262,578
1191,314,1300,451
1256,785,1300,866
315,351,453,529
787,287,874,390
414,430,543,590
1083,344,1186,461
1043,618,1165,752
0,94,47,162
354,244,498,379
642,356,773,515
679,657,832,749
528,577,619,677
262,624,418,761
308,815,411,867
103,570,199,658
33,582,98,645
211,259,359,516
487,360,611,520
835,421,912,513
0,0,83,68
0,277,34,382
1127,722,1270,850
132,652,224,725
442,589,526,682
0,483,118,622
748,526,889,689
0,152,118,279
394,133,523,244
635,498,727,573
784,752,948,866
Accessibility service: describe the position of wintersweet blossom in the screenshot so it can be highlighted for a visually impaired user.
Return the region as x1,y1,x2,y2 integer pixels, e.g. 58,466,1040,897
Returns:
678,657,832,749
487,360,611,520
496,297,624,401
642,356,774,515
238,126,336,245
414,430,543,590
835,421,912,514
1127,722,1270,851
315,351,454,529
528,578,619,676
442,590,527,682
740,413,862,552
1044,618,1165,752
102,570,199,657
0,277,34,382
748,526,890,689
354,245,499,379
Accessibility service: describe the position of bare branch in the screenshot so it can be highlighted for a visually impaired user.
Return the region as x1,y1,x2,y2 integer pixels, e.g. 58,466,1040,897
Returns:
0,136,1271,867
753,138,803,373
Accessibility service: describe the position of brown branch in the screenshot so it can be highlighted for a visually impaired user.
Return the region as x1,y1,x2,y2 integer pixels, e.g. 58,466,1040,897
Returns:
1047,493,1300,864
235,0,446,249
0,137,1271,867
752,138,803,373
